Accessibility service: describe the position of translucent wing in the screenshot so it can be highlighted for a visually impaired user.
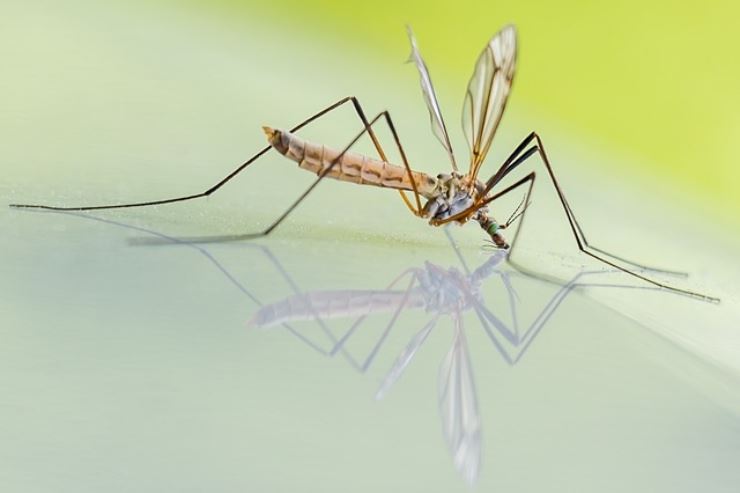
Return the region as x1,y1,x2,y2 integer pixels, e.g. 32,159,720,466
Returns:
375,316,439,400
438,313,481,485
406,25,457,171
462,25,517,181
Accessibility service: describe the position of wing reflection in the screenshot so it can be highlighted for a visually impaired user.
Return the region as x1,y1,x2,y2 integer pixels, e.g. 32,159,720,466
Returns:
438,313,481,485
52,212,660,485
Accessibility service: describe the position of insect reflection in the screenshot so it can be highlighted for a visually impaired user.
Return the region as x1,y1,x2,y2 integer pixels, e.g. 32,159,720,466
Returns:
248,232,646,485
55,212,661,485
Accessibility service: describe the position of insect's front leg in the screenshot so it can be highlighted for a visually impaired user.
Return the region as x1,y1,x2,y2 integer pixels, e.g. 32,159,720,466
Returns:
485,132,718,302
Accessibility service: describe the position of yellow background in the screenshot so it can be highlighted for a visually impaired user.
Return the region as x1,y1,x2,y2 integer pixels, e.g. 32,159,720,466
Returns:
200,0,739,224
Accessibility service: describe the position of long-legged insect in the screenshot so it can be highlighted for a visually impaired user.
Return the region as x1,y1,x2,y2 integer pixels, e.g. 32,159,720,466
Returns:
9,25,717,302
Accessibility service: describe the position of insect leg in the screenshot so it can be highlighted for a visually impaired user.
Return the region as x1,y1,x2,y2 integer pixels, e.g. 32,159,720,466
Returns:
165,110,421,243
356,272,419,372
485,133,689,277
378,112,425,215
427,144,539,227
329,268,419,359
481,134,718,302
9,96,364,212
344,98,424,215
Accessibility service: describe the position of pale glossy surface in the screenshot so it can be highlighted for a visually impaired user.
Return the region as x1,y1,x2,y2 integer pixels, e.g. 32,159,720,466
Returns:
2,1,739,491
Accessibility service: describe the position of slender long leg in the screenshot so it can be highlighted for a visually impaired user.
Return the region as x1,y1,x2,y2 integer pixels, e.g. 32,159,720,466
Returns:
134,110,420,244
496,173,536,254
469,268,571,365
355,272,419,372
56,211,353,358
508,270,672,364
8,96,383,211
431,171,536,228
445,226,521,336
428,143,539,228
438,136,684,278
344,100,423,214
489,134,688,276
475,135,718,302
325,103,424,215
245,244,368,369
329,268,418,356
379,112,424,215
444,227,472,275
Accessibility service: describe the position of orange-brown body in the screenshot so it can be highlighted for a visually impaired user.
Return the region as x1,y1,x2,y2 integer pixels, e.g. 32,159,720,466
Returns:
262,126,509,246
263,127,439,199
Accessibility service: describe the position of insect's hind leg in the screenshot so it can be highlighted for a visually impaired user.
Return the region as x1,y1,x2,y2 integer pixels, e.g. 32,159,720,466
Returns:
141,109,423,244
345,99,424,215
377,111,425,216
9,96,365,212
484,132,718,302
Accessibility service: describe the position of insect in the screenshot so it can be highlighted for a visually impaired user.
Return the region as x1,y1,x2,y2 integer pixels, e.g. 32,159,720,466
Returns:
9,25,717,302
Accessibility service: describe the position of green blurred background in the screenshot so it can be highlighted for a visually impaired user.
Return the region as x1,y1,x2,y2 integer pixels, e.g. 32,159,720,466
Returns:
5,0,739,228
201,0,740,224
3,3,740,491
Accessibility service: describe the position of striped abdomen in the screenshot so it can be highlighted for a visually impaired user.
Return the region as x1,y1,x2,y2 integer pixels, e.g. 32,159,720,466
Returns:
248,289,426,328
263,127,438,199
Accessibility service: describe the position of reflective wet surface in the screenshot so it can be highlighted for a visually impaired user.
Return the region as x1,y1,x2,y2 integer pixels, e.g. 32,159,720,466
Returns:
3,1,740,491
3,206,740,492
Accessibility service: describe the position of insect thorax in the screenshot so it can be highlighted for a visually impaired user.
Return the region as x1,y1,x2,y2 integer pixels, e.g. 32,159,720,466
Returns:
421,172,486,223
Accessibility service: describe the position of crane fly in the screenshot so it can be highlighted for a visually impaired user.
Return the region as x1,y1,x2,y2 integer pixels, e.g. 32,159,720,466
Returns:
9,25,718,303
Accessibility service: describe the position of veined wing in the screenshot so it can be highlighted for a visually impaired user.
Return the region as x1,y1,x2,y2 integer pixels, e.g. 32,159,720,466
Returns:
438,313,481,485
375,316,439,400
462,25,517,182
406,25,457,171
